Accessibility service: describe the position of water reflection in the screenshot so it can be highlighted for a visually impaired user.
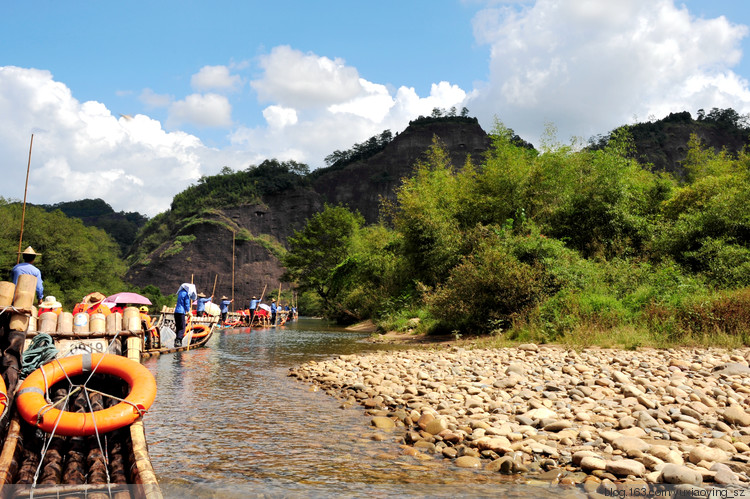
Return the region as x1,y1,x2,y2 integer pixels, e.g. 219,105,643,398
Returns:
144,319,554,498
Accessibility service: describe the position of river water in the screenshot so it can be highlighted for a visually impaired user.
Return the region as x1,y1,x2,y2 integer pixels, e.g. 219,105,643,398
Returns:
142,319,558,498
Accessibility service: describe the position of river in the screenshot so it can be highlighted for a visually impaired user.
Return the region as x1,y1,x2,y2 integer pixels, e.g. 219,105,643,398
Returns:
143,318,558,498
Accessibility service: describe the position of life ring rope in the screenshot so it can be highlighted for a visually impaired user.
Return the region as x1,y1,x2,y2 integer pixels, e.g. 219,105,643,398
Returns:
17,352,157,437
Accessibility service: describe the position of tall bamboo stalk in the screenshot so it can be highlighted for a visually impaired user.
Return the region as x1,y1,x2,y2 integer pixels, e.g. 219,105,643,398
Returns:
16,134,34,264
231,231,235,312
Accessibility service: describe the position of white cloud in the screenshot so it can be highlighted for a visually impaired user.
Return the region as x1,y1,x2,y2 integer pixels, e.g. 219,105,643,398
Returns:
262,105,298,129
468,0,750,143
329,79,395,121
231,75,468,168
5,0,750,220
191,65,242,91
236,47,469,166
0,66,247,216
167,93,233,128
251,45,363,108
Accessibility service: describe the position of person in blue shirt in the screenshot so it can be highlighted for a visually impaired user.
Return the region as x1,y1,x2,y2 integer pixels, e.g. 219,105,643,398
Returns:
219,295,233,324
270,298,277,325
196,292,213,317
174,283,196,347
11,246,44,303
248,295,260,324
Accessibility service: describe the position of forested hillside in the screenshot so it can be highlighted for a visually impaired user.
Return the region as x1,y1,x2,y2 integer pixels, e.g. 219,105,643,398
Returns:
285,121,750,346
7,107,749,336
590,107,750,177
39,198,147,256
123,116,488,300
0,201,129,307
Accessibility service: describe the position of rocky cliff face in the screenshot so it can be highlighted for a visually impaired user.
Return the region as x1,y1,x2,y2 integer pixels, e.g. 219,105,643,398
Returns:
126,189,324,303
312,119,491,223
125,119,491,300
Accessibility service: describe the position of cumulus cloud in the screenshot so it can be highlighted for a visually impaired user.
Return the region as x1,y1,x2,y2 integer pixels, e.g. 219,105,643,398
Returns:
191,65,242,91
232,77,468,167
5,0,750,219
262,105,298,129
329,79,395,121
251,45,363,108
468,0,750,143
0,66,247,216
167,93,233,128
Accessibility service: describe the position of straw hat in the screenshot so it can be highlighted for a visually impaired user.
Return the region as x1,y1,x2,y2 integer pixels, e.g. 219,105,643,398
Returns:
198,292,206,298
83,292,107,305
40,296,61,309
139,306,149,313
18,246,41,256
221,295,229,300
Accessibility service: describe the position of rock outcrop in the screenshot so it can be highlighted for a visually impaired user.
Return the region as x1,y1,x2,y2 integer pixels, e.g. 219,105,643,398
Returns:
126,119,492,298
312,118,491,224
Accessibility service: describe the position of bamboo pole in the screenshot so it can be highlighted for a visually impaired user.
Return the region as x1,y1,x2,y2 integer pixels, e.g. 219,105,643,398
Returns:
253,283,267,326
130,421,162,497
276,283,282,326
211,274,218,297
0,412,21,485
231,230,235,312
16,134,34,264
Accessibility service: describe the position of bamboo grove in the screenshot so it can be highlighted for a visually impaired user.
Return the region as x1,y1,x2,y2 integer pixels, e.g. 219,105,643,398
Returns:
284,123,750,347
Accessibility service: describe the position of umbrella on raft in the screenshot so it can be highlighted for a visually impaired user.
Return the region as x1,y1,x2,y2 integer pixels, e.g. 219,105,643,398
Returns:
103,292,152,307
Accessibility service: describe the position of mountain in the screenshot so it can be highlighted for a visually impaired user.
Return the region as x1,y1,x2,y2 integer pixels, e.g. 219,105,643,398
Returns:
589,108,750,177
39,198,147,256
121,108,750,300
311,116,492,223
124,117,492,300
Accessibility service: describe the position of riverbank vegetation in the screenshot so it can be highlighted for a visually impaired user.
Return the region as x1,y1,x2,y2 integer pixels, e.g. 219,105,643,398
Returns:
0,201,127,307
127,159,307,267
0,201,175,310
284,122,750,347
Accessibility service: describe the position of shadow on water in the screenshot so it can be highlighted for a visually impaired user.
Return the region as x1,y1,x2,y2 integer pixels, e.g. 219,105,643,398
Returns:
144,319,560,498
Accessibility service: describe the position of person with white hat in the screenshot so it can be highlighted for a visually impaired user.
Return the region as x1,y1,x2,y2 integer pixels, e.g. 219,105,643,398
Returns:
38,296,62,316
11,246,43,303
173,283,196,347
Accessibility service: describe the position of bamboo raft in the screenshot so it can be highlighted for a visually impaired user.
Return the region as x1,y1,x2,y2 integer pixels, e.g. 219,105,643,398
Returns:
219,308,291,328
144,306,218,359
0,277,162,497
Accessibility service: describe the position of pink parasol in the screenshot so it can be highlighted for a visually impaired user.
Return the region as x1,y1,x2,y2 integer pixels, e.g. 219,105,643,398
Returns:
103,292,152,307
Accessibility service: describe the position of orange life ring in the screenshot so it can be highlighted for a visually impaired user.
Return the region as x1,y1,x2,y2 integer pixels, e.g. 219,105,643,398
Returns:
187,323,209,339
16,353,156,436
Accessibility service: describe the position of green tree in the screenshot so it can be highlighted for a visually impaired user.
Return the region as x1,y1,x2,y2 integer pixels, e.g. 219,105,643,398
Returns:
283,205,364,319
0,202,128,307
392,139,467,286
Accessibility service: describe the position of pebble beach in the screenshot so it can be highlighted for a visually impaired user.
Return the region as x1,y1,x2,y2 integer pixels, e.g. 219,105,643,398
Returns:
289,343,750,496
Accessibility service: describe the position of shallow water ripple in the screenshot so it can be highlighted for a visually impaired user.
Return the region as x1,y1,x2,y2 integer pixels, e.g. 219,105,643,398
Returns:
143,320,549,498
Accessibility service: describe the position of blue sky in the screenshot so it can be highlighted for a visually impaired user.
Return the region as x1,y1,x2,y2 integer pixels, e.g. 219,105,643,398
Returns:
2,1,750,216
